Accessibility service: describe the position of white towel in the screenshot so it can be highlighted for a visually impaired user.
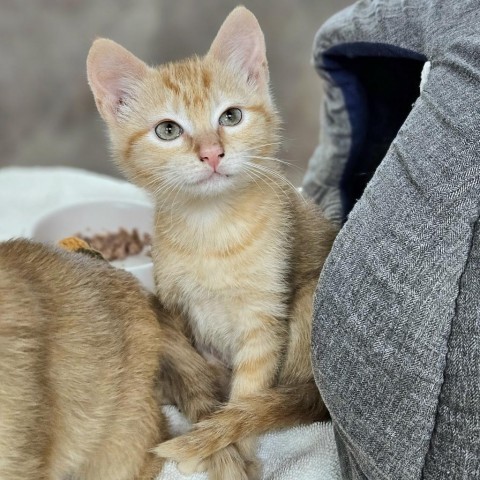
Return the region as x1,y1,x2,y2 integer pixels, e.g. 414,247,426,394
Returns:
161,405,340,480
0,166,341,480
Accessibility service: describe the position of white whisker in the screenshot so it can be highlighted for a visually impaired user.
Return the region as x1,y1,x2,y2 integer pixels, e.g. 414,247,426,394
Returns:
246,162,306,206
248,155,303,171
155,178,183,213
244,162,291,206
243,170,267,197
169,182,185,228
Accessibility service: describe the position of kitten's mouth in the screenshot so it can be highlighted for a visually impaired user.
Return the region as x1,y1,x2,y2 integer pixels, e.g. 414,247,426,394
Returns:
196,172,229,185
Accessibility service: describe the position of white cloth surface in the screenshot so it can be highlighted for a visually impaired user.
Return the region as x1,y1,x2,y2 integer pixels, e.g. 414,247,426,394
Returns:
0,166,151,240
162,406,340,480
0,166,341,480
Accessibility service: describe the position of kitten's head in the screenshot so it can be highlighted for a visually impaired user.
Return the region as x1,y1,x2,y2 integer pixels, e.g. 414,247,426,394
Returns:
87,7,280,203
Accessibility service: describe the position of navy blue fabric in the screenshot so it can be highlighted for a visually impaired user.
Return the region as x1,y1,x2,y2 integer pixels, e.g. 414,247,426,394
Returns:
321,43,426,220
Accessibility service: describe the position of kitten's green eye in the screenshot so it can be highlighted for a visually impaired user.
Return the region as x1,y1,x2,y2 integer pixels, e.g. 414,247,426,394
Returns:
219,108,242,127
155,121,183,141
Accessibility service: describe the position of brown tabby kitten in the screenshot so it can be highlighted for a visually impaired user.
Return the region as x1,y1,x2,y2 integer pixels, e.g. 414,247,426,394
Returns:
0,239,245,480
87,6,337,478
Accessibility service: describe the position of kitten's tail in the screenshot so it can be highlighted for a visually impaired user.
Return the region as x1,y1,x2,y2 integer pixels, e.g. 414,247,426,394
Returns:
154,382,328,461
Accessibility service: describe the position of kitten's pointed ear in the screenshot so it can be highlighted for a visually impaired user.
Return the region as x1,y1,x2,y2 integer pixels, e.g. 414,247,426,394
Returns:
87,38,148,123
208,7,269,90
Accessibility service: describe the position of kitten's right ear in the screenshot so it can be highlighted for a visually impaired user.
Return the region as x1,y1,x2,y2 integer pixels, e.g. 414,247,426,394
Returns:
208,7,269,91
87,38,148,123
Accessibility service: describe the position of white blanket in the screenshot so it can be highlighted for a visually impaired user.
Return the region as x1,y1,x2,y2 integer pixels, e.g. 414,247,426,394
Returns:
0,166,340,480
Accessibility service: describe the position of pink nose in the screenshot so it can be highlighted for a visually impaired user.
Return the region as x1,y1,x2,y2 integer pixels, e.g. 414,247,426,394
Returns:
199,145,225,171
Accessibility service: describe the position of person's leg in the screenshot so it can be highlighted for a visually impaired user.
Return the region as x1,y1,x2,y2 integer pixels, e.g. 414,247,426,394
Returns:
421,219,480,479
307,1,480,478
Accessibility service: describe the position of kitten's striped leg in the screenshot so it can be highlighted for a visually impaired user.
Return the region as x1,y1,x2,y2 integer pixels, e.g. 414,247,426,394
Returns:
229,314,285,399
227,314,286,479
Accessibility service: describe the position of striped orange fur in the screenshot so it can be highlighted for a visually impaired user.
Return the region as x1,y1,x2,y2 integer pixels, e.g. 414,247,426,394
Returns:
87,6,337,479
0,239,240,480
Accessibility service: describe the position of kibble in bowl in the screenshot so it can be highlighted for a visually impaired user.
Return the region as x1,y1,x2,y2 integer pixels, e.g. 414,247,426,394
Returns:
77,228,152,262
30,200,155,291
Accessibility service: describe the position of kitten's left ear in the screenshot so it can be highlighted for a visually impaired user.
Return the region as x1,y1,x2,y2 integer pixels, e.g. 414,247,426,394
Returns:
208,6,269,90
87,38,149,123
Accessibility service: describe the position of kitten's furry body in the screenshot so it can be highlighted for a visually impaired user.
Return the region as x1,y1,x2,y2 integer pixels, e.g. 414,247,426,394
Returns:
87,6,337,478
0,239,235,480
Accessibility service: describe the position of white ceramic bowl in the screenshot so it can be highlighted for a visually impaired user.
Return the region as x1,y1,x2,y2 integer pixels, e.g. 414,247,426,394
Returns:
30,200,155,292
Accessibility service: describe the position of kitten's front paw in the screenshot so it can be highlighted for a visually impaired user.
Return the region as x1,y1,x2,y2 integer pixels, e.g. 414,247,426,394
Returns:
154,434,262,479
236,438,262,480
244,457,262,480
206,445,248,480
172,445,249,480
177,456,206,475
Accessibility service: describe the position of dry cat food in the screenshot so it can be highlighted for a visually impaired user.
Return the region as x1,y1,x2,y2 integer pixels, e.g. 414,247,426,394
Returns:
77,228,152,261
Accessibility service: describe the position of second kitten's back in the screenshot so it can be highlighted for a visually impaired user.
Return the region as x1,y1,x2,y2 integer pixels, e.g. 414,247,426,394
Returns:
0,239,165,480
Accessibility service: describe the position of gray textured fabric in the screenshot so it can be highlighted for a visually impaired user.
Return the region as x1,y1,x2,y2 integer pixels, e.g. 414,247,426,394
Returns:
308,0,480,479
302,87,351,224
422,219,480,479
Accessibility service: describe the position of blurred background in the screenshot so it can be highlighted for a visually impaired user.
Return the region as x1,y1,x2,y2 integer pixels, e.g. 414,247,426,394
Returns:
0,0,353,187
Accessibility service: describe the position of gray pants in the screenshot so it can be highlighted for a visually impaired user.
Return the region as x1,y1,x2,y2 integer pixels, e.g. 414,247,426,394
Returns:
304,1,480,478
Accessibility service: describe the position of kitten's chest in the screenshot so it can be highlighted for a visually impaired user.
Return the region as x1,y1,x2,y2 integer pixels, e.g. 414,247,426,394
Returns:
154,211,288,298
155,239,270,310
153,221,289,358
155,250,249,361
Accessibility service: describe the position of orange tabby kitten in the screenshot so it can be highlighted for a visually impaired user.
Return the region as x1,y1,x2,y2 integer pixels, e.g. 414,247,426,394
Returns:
0,239,245,480
87,6,337,478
